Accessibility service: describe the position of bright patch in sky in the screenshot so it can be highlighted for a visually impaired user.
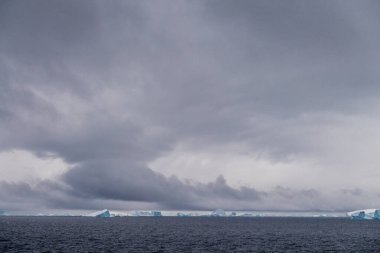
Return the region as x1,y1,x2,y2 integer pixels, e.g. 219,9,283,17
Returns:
0,150,69,183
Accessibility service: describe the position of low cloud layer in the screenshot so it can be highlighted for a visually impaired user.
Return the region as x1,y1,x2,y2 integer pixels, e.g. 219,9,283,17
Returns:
1,0,380,212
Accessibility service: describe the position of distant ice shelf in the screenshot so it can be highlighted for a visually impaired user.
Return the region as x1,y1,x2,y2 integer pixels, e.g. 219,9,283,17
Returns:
84,209,163,217
78,209,346,218
130,211,162,217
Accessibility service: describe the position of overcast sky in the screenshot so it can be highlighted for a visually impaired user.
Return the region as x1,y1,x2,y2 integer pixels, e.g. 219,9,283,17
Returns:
1,0,380,212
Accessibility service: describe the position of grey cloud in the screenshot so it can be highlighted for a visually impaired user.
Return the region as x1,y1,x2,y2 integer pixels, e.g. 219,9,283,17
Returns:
1,176,371,212
199,0,380,116
63,161,264,210
341,188,363,197
1,0,380,211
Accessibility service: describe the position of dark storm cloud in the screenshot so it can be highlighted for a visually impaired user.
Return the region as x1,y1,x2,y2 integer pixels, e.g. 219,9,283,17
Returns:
63,164,265,210
1,0,380,211
0,176,319,211
0,176,367,211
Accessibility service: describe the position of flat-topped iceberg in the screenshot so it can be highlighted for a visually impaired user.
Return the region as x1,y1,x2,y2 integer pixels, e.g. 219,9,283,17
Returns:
347,209,380,220
177,212,192,217
131,210,162,217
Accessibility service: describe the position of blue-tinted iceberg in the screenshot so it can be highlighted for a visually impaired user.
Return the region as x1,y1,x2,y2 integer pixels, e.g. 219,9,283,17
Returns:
86,209,112,218
347,209,380,220
152,211,162,217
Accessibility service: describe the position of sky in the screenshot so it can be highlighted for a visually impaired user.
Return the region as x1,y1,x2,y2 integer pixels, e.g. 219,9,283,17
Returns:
1,0,380,212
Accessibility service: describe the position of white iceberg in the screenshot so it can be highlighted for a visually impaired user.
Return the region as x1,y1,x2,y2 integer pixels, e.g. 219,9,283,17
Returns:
211,209,226,217
131,210,162,217
177,212,192,217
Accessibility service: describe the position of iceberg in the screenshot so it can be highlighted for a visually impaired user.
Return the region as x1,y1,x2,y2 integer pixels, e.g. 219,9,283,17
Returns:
211,209,226,217
373,210,380,219
177,212,192,217
347,209,380,220
86,209,112,218
239,213,253,217
131,210,162,217
152,211,162,217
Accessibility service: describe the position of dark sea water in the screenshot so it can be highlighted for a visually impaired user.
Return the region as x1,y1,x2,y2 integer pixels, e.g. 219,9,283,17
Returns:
1,217,380,252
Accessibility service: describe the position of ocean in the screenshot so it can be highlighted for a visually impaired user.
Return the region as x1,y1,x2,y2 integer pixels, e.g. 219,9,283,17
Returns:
1,216,380,252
